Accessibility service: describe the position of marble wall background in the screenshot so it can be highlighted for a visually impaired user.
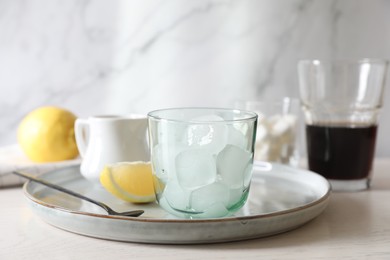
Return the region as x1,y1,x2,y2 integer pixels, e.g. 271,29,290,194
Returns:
1,0,390,156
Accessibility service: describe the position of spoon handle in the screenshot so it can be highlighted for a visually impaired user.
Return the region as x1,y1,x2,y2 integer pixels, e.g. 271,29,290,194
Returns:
13,171,112,213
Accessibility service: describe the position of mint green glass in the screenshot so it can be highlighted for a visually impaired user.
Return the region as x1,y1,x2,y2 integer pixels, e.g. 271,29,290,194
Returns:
148,108,258,219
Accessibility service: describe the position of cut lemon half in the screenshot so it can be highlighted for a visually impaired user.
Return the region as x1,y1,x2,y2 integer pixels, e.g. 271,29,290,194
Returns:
100,161,156,203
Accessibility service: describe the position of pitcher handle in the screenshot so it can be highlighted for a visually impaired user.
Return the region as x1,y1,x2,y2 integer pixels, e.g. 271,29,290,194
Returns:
75,119,89,158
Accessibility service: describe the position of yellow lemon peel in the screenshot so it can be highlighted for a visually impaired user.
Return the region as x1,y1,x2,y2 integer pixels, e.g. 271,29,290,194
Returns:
18,106,79,162
100,161,156,203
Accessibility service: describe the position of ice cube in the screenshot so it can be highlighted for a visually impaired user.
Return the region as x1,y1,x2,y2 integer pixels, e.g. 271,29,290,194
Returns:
156,120,187,144
253,113,297,163
268,141,283,161
256,123,269,143
254,140,271,161
152,143,186,181
184,115,228,154
243,162,253,187
284,114,297,127
190,182,229,211
158,197,185,218
151,144,169,180
227,125,248,149
254,121,272,161
227,187,243,208
163,181,191,211
216,144,252,188
270,114,296,139
193,202,230,219
175,149,217,190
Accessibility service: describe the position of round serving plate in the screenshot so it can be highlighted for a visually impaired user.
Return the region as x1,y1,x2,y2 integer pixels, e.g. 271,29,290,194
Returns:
23,162,331,244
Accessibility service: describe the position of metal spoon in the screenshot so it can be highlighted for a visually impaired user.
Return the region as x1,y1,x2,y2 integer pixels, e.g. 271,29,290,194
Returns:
13,171,144,217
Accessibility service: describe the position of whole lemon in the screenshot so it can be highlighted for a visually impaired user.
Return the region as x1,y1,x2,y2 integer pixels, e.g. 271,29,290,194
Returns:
18,106,79,162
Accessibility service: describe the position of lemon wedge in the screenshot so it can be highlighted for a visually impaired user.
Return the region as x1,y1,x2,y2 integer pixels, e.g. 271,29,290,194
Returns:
100,161,156,203
17,106,79,162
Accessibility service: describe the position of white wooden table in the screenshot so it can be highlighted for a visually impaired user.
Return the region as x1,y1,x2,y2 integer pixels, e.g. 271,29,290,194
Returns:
1,159,390,259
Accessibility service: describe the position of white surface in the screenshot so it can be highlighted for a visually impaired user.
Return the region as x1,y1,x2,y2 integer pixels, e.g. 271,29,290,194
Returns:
23,162,330,244
1,1,390,157
0,145,80,187
1,159,390,259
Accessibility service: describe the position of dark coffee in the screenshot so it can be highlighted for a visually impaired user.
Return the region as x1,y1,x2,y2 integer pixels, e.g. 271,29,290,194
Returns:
306,124,377,180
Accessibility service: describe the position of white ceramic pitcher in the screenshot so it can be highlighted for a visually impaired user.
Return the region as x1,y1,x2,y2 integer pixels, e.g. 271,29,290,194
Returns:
75,115,150,182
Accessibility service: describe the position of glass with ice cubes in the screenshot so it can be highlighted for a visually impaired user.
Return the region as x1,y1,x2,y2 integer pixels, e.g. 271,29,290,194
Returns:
235,98,300,166
148,108,258,219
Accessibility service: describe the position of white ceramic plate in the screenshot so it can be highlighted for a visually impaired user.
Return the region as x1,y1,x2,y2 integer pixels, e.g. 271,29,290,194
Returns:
23,162,331,244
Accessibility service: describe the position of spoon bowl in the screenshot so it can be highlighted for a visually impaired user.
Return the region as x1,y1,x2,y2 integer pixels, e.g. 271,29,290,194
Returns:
13,171,144,217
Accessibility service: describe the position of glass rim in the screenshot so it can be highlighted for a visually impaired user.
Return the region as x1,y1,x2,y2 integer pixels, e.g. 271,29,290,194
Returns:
147,107,258,123
298,58,389,66
235,97,300,106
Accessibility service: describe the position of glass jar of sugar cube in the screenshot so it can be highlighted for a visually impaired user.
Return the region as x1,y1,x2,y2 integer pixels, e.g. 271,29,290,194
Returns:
148,108,257,219
235,98,300,166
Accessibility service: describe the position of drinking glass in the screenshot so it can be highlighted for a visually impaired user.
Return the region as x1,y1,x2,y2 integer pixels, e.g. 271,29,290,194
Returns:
298,59,388,191
148,108,257,218
235,98,300,166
